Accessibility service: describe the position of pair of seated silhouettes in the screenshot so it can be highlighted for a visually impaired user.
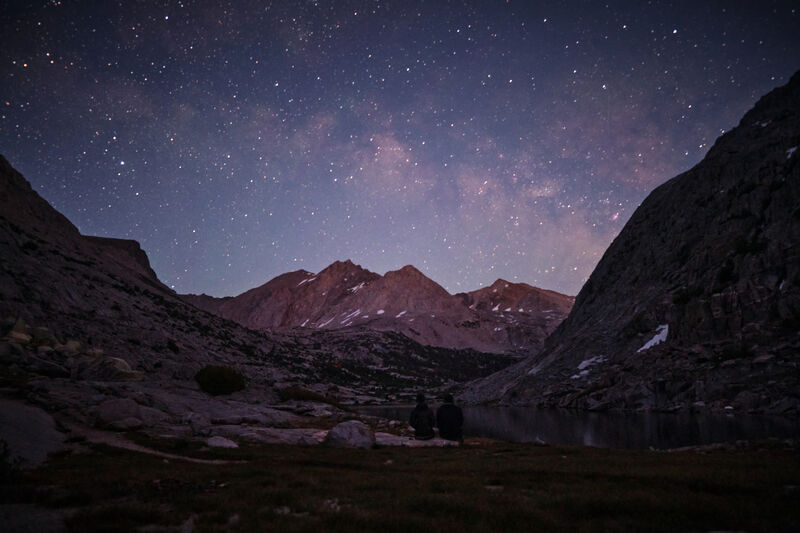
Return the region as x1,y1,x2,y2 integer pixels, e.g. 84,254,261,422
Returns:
409,393,463,442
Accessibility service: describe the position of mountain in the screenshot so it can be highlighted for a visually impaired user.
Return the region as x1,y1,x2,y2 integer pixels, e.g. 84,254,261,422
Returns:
0,154,516,445
463,71,800,414
182,262,573,355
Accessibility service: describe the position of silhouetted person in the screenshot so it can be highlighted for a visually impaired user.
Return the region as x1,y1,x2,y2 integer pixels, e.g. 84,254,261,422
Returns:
436,393,463,443
409,393,435,440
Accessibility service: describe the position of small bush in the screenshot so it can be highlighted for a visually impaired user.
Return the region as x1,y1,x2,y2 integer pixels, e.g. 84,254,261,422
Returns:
195,365,246,395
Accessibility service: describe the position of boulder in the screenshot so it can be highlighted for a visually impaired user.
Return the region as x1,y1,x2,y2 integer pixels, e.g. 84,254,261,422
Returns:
323,420,375,449
184,412,212,436
3,318,32,344
207,436,238,448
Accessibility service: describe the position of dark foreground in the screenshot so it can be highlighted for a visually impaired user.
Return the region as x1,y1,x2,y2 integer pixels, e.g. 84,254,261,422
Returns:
2,437,799,532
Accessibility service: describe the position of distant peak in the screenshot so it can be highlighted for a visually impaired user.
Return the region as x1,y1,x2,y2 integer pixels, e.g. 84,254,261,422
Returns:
399,264,422,274
384,264,426,279
317,259,378,281
327,259,358,269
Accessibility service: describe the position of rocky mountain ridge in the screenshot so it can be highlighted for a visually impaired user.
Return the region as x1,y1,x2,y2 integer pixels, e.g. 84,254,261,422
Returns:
0,154,515,453
182,261,573,356
463,71,800,415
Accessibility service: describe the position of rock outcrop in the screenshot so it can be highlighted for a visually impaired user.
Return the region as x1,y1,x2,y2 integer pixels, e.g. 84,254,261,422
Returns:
463,71,800,414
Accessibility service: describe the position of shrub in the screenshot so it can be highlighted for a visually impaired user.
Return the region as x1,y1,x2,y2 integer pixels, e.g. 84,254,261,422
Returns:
194,365,246,395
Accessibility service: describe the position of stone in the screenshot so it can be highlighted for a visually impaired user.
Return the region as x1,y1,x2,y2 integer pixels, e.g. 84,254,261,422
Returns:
61,340,81,355
323,420,375,449
36,345,53,355
4,330,31,344
9,318,29,337
752,353,775,364
185,412,212,436
206,436,238,448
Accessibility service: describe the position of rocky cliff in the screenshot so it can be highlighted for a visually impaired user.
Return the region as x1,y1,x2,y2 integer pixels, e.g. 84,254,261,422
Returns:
183,261,573,355
463,71,800,414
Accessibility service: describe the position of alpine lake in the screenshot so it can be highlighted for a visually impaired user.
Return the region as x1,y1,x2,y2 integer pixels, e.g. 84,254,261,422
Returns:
357,405,800,449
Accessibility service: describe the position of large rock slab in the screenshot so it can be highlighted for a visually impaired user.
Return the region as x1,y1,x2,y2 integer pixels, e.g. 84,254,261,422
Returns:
212,426,327,445
375,432,460,447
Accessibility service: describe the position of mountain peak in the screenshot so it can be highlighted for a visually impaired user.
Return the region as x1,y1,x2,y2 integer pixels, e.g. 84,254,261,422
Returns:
320,259,364,274
396,264,424,276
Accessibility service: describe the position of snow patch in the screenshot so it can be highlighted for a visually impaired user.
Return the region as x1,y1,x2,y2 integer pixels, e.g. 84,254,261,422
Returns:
395,310,407,318
577,355,606,371
317,316,334,328
637,324,669,352
340,309,361,324
518,308,524,312
492,304,500,312
571,370,591,380
348,282,366,293
297,276,317,286
300,319,309,327
759,121,770,128
493,327,502,332
504,307,512,312
376,309,385,315
787,146,798,159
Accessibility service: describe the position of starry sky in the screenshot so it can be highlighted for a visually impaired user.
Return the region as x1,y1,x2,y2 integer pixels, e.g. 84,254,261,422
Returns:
2,1,798,297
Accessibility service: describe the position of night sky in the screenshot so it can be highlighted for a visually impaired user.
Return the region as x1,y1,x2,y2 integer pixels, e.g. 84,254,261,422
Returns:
2,1,798,297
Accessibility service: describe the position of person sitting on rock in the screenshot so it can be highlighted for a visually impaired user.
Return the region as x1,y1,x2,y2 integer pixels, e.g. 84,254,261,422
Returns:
436,393,463,443
409,393,435,440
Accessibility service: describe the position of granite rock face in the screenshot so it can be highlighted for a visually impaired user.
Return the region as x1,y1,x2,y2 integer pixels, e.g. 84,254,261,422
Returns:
464,71,800,414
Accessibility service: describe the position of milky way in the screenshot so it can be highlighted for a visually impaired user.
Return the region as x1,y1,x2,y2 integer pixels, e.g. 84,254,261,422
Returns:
2,1,797,297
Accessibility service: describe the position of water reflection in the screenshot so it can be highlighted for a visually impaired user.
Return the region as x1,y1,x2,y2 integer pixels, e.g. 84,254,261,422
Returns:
358,405,799,449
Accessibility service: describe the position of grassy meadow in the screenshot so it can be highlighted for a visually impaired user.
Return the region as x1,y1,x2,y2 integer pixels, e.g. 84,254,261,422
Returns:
2,436,799,532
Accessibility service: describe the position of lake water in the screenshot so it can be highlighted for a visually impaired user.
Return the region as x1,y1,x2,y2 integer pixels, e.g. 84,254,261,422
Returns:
357,405,800,449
